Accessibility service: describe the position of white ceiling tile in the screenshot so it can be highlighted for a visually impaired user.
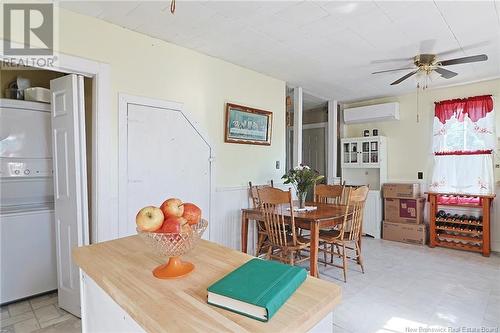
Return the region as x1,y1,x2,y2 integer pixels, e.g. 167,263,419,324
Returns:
374,1,421,22
435,1,500,46
103,2,168,31
95,2,142,21
318,1,379,18
300,15,348,38
59,1,107,17
274,2,329,26
200,1,264,20
60,0,500,102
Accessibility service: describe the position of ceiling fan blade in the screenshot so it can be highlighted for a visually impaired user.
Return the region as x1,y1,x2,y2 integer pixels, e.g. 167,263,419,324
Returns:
372,67,415,74
371,57,413,64
390,70,418,85
434,67,458,79
436,41,490,58
439,54,488,66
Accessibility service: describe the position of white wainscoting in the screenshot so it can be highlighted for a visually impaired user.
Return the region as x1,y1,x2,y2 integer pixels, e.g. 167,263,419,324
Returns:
213,183,291,255
213,186,254,254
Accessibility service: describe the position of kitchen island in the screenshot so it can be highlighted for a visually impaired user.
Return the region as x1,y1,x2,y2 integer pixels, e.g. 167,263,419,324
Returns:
73,235,342,332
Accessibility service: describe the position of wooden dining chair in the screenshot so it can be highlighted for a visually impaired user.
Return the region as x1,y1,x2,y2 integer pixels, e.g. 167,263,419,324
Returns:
257,187,310,265
313,184,347,205
248,181,274,256
318,185,369,282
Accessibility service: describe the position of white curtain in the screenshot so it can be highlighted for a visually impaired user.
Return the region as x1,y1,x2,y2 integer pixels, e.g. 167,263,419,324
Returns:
430,154,494,194
432,112,495,153
429,96,495,195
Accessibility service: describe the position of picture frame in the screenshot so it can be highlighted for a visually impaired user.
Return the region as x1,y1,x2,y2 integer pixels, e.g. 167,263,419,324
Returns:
224,103,272,145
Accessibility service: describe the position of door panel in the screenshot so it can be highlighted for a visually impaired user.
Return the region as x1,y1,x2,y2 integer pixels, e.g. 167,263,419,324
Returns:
50,74,88,317
126,104,211,239
302,127,326,176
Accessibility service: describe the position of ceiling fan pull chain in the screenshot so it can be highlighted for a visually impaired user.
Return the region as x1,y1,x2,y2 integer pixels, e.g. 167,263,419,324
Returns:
170,0,176,14
416,83,420,123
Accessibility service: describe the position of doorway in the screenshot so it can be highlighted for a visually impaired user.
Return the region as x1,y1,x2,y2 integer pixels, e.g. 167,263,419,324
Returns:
302,124,327,178
0,66,92,318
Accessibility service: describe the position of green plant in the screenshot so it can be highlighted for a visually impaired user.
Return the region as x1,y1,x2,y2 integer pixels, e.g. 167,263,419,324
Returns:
282,165,324,194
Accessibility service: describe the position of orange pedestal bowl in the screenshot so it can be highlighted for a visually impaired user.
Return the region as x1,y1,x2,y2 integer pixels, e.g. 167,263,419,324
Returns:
137,219,208,279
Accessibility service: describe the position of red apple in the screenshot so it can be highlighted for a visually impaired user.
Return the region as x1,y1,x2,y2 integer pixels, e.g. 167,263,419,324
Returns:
160,198,184,218
182,203,202,225
159,216,188,233
136,206,164,231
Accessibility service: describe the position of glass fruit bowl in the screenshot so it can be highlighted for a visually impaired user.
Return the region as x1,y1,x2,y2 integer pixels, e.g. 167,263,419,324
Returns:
137,219,208,279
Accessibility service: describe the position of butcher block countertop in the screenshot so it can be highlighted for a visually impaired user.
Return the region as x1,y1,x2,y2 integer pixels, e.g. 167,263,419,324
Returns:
73,236,342,333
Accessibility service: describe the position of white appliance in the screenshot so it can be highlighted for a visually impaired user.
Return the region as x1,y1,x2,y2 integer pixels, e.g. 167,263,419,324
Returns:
343,102,400,124
0,98,57,304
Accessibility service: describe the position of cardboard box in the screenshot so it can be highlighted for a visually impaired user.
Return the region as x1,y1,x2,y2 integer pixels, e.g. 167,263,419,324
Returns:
384,197,425,224
383,183,421,199
382,221,427,245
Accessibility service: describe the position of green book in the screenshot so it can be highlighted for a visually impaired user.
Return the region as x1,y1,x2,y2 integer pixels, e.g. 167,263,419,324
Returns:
207,258,307,322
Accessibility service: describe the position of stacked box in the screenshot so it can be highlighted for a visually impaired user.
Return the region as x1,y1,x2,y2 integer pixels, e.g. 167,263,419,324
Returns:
384,197,425,224
382,183,421,199
382,183,427,245
382,221,427,245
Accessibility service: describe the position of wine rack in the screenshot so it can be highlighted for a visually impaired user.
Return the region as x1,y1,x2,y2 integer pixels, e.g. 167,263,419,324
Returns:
427,192,495,257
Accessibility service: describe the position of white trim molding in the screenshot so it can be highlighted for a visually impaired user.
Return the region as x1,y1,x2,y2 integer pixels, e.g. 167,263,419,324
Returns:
293,87,303,167
327,100,338,184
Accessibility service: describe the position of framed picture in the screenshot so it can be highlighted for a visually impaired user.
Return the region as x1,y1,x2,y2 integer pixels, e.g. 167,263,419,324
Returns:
225,103,272,145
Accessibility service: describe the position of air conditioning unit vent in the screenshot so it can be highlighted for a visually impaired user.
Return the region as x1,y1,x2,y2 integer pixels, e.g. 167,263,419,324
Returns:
344,102,399,124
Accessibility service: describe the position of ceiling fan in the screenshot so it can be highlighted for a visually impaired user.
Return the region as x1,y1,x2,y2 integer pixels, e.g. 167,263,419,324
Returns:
372,53,488,86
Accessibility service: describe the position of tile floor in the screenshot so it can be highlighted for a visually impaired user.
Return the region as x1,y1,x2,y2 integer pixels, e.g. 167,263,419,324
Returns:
0,293,80,333
315,238,500,333
1,238,499,333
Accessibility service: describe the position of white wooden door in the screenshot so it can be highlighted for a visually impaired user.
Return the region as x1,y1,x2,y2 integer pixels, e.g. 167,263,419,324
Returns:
50,74,89,317
302,127,326,176
124,103,211,238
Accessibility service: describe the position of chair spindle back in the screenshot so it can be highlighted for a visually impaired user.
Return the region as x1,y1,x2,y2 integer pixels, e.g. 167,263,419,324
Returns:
313,184,346,205
248,180,274,208
257,187,296,247
342,186,369,241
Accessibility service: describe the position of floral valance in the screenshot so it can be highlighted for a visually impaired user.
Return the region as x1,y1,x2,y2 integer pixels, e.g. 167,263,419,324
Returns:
434,95,493,124
433,95,495,154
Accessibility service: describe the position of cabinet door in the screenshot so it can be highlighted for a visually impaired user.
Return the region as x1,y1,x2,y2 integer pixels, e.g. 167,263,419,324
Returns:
362,141,370,164
343,141,360,166
369,140,379,165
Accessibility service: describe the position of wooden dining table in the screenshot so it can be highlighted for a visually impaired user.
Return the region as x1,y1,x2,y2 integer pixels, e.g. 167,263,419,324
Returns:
241,202,352,277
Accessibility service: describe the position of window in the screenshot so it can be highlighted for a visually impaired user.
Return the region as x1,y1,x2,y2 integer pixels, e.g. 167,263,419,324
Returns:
430,95,495,194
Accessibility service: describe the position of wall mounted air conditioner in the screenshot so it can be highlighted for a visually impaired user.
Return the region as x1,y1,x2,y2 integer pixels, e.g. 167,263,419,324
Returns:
343,102,399,124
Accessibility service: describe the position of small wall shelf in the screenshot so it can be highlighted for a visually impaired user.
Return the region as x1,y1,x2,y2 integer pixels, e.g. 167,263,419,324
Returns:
426,192,495,257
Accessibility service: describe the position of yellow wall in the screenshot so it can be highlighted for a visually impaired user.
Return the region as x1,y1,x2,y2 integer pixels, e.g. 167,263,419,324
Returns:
344,79,500,182
2,8,285,188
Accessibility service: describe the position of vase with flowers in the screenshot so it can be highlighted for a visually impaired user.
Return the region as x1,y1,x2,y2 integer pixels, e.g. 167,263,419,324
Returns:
282,165,324,209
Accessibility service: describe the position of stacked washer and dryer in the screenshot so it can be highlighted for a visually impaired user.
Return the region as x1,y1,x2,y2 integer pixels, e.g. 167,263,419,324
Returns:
0,98,58,304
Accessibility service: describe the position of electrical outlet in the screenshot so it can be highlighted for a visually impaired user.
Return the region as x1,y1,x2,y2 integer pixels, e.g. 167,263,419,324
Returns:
418,172,423,180
275,161,280,169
